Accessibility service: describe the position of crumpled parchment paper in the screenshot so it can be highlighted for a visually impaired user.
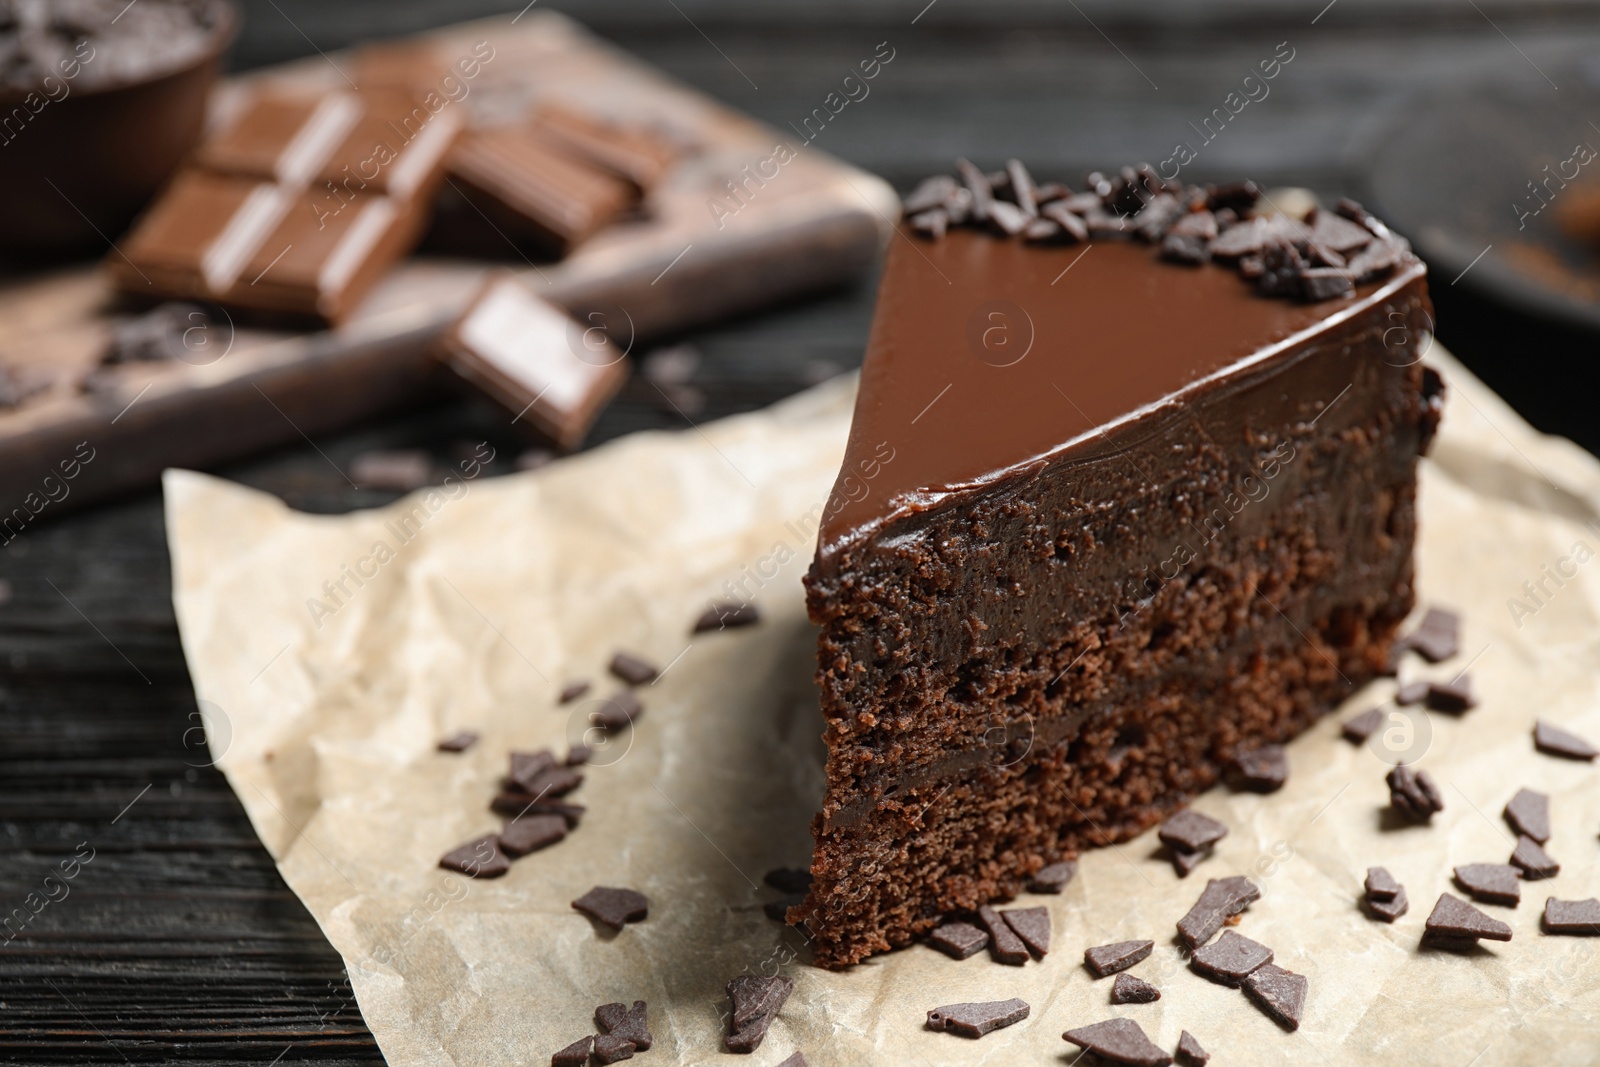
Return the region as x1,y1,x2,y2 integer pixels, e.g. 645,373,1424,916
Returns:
166,349,1600,1067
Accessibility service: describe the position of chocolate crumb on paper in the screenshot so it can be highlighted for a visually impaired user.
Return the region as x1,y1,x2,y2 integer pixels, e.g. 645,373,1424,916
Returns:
924,998,1029,1037
1111,973,1160,1004
1534,720,1599,761
595,1001,652,1051
572,886,648,930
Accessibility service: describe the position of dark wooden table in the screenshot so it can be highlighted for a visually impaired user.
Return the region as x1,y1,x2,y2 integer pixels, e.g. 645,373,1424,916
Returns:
6,2,1600,1060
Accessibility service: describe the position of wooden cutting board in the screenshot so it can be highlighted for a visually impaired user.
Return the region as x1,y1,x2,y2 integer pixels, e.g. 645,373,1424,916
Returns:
0,10,896,527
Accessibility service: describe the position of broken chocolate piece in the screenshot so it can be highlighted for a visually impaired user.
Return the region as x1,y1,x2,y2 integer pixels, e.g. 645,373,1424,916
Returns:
572,886,648,930
551,1035,593,1067
1159,810,1228,854
1306,209,1374,254
1510,835,1559,879
977,904,1030,965
1395,680,1429,705
1365,866,1402,901
436,730,479,752
725,975,793,1053
1405,607,1459,662
509,750,558,790
1453,863,1521,907
559,681,590,703
516,766,583,800
591,1034,634,1064
1542,897,1600,935
1084,939,1154,978
1172,847,1212,878
1041,202,1089,242
609,652,658,685
1177,876,1261,949
489,796,585,827
1504,787,1551,843
1426,676,1476,713
694,601,762,633
1229,744,1288,792
1111,973,1160,1004
1534,720,1599,761
928,920,989,959
1027,859,1077,894
595,1001,652,1051
499,813,567,858
1002,906,1050,958
1062,1018,1172,1067
1386,764,1444,821
904,175,959,215
439,835,510,879
1175,1030,1209,1067
1241,963,1307,1030
1190,929,1273,986
566,745,593,766
1424,892,1512,943
764,868,813,894
925,998,1030,1038
1342,706,1386,743
591,691,644,731
1300,268,1354,302
1365,886,1409,922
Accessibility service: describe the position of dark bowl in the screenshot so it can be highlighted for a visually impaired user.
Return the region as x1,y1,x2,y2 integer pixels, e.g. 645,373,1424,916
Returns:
0,0,239,261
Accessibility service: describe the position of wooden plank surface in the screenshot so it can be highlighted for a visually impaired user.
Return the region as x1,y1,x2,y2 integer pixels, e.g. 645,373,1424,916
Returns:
4,4,1600,1061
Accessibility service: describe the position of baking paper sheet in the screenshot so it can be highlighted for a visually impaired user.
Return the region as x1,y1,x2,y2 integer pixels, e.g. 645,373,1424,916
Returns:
167,350,1600,1066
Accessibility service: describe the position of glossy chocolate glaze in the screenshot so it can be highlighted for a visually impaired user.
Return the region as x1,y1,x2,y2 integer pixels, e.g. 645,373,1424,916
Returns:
816,231,1428,567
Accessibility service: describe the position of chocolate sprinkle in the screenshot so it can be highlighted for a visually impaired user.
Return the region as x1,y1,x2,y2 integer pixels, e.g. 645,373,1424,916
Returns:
1002,906,1051,958
977,904,1030,965
1175,1030,1209,1067
572,886,649,930
1534,720,1599,761
1229,743,1288,792
1062,1018,1172,1067
1341,706,1386,743
1076,938,1151,979
1386,764,1444,821
1365,886,1409,922
551,1035,593,1066
1365,866,1402,901
1190,930,1273,986
1405,607,1460,662
1426,676,1476,713
498,813,567,857
559,680,590,703
1159,810,1228,854
929,920,989,960
1177,876,1261,949
1542,897,1600,935
1241,963,1307,1030
1453,863,1521,907
1111,973,1160,1004
1027,859,1077,893
592,691,644,731
592,1034,634,1064
595,1001,652,1052
925,998,1030,1038
1504,787,1551,843
694,601,761,633
764,868,813,894
439,835,511,879
609,652,658,685
1510,835,1560,879
1424,892,1512,943
436,730,479,752
725,975,792,1052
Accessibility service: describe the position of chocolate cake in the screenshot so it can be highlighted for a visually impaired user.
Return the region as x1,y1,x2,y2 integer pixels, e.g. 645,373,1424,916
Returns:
797,162,1442,968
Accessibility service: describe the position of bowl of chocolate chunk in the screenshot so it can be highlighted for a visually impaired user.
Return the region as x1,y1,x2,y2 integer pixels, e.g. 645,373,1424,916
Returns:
0,0,237,257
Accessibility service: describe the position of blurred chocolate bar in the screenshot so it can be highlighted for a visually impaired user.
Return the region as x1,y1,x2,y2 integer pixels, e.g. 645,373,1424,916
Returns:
439,273,628,450
529,104,677,192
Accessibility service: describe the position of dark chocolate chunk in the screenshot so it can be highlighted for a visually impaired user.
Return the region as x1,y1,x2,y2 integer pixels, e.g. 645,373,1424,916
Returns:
1041,202,1089,242
1365,886,1409,922
1001,906,1050,958
489,795,585,827
955,158,995,223
1161,232,1209,266
1342,706,1386,743
609,651,658,685
436,730,479,752
764,867,813,894
904,174,959,215
551,1035,593,1066
763,896,805,922
1178,876,1261,949
1386,764,1444,821
694,601,761,633
595,1000,652,1051
1424,892,1512,943
1534,720,1599,761
1453,863,1521,907
1034,181,1070,204
589,691,643,731
1306,208,1374,253
1344,234,1408,282
1058,191,1104,214
909,209,949,239
1084,939,1154,978
1254,239,1309,298
928,920,989,959
1300,268,1354,302
1242,963,1307,1030
566,745,593,766
509,750,558,790
1207,180,1260,213
726,974,793,1052
1175,1029,1209,1067
1111,973,1160,1004
498,813,567,857
1027,859,1077,893
592,1034,634,1063
1005,159,1039,218
985,200,1029,236
1081,204,1134,239
1190,929,1273,986
1159,810,1228,854
1062,1017,1172,1067
1134,193,1185,242
572,886,648,930
976,904,1029,965
1172,847,1212,878
1170,210,1219,240
925,997,1030,1037
1022,218,1064,243
559,680,590,703
1405,607,1459,662
1542,897,1600,935
1365,866,1402,901
1229,743,1288,792
1504,787,1550,843
1395,680,1429,705
517,766,583,799
439,835,511,879
1510,835,1559,879
1335,196,1393,237
1426,676,1476,713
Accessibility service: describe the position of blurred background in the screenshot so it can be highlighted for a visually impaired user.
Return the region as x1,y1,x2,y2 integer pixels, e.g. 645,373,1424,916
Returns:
3,0,1599,1060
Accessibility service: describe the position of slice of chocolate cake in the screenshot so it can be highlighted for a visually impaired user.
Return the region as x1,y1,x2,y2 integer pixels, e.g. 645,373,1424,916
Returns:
796,162,1442,968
